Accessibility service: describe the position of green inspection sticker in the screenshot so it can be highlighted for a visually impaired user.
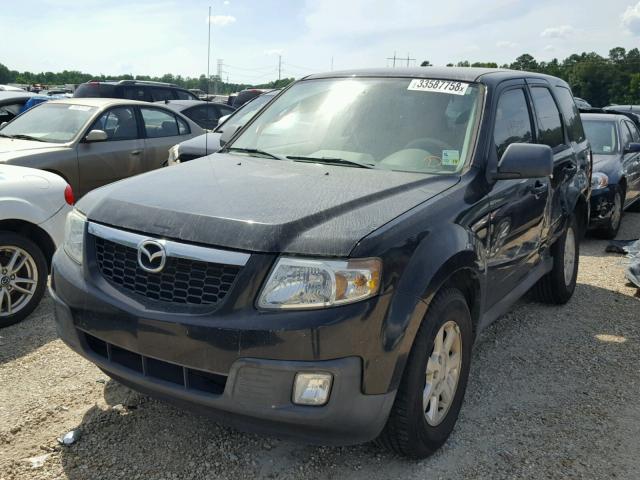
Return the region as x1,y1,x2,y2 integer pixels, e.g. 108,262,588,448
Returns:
441,150,460,166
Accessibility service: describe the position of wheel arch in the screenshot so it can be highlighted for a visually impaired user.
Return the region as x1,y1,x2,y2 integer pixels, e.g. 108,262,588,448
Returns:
0,220,56,272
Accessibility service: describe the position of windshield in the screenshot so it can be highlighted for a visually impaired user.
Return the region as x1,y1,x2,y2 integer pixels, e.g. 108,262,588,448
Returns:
583,120,618,154
0,103,97,143
217,93,275,133
227,78,482,174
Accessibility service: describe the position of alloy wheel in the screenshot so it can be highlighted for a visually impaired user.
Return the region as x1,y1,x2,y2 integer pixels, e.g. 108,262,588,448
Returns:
0,246,39,317
563,227,576,287
423,320,463,426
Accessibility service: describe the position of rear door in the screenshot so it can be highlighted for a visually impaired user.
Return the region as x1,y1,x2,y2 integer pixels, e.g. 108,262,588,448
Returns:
182,104,223,130
486,82,551,307
76,106,145,196
139,107,193,170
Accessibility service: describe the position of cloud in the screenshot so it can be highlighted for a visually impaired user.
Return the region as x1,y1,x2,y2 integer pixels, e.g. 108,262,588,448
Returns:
207,15,236,26
544,44,555,51
622,2,640,35
264,49,284,56
496,40,518,48
540,25,575,38
223,0,230,4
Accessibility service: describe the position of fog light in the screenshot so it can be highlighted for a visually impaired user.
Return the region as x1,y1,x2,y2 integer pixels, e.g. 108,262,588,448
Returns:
292,372,333,406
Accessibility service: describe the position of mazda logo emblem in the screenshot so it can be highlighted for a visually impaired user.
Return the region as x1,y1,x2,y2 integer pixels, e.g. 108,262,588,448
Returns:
137,240,167,273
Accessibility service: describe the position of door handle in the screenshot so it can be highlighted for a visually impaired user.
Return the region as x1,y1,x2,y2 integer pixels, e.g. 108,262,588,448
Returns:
130,150,142,156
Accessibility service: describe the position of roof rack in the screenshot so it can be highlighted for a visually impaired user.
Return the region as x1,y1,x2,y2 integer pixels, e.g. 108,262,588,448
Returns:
117,80,179,87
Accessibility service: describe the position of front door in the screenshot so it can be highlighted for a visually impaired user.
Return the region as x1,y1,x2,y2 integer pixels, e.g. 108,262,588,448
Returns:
486,85,550,308
76,106,145,197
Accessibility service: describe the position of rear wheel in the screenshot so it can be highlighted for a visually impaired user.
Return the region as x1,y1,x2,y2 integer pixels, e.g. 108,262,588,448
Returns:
534,215,579,304
0,233,47,328
376,288,473,458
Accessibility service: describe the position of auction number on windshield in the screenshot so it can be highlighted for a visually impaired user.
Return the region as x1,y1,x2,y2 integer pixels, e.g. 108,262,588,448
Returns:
408,79,470,95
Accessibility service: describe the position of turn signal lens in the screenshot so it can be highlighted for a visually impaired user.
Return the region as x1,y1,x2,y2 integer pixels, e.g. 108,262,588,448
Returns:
64,185,75,205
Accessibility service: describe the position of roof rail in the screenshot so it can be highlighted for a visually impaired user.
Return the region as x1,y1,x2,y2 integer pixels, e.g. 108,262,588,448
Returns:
116,80,179,87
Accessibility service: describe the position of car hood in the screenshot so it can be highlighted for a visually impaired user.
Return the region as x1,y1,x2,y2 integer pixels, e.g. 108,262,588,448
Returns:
0,137,68,160
178,132,222,157
78,153,458,256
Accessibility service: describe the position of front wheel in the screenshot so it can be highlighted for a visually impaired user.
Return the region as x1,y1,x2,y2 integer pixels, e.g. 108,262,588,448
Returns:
533,216,579,305
594,188,623,239
376,288,473,458
0,233,48,328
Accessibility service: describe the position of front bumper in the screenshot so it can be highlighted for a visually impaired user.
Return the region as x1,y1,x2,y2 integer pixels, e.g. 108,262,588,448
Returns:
50,249,398,445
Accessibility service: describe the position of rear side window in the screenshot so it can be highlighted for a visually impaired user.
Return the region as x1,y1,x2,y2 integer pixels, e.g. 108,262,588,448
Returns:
140,107,188,138
123,86,148,101
150,88,174,102
74,83,116,98
554,87,585,143
530,87,564,150
494,89,533,158
175,89,197,100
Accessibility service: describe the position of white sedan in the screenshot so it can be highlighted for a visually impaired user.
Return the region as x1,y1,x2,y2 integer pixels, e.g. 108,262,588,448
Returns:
1,165,73,326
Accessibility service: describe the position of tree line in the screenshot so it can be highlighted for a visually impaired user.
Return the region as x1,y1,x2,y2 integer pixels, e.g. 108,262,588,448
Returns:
421,47,640,107
0,62,294,95
3,46,640,105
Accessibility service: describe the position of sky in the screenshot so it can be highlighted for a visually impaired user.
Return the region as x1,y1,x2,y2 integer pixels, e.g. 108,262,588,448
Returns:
3,0,640,84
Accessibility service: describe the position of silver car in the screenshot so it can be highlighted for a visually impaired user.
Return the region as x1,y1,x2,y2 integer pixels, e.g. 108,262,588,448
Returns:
0,98,203,197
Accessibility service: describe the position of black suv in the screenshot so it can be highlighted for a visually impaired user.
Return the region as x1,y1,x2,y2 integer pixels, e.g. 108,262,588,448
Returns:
51,68,591,458
74,80,199,102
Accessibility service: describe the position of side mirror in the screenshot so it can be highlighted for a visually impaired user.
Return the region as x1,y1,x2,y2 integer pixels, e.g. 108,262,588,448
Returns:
496,143,553,180
0,122,7,129
85,129,108,142
217,114,230,127
624,142,640,154
219,125,241,148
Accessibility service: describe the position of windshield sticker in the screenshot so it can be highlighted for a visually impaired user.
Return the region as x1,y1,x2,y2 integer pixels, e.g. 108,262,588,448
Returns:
408,79,470,96
68,105,92,111
441,150,460,166
603,145,612,152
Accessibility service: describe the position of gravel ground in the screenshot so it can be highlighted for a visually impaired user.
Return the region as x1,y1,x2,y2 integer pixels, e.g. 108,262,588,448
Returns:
1,213,639,480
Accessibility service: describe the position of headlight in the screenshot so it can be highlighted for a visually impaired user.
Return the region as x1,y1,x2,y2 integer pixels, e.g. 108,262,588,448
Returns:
63,209,86,264
591,172,609,190
167,144,180,166
258,257,382,309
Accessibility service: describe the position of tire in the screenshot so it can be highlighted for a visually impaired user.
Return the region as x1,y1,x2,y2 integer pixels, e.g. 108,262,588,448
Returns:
376,288,473,458
593,188,623,239
0,232,48,328
533,215,579,305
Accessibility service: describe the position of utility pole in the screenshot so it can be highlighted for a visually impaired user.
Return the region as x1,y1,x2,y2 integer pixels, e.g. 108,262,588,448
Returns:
331,56,334,71
404,53,415,67
386,51,398,68
278,55,282,80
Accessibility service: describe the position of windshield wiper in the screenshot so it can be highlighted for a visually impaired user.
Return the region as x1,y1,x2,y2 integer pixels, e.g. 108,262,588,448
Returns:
5,134,47,142
286,155,375,169
226,147,285,161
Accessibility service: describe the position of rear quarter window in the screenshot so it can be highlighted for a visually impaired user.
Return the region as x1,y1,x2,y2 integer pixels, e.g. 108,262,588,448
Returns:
554,87,585,143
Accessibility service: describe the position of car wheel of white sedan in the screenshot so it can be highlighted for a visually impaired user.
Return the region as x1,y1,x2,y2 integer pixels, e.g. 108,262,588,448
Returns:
0,233,47,328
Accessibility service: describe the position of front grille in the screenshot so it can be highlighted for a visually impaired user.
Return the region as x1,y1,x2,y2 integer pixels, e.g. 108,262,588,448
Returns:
84,333,227,396
93,236,240,306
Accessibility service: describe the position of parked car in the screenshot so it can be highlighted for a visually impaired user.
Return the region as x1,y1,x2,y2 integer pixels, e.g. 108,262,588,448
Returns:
0,91,35,124
574,97,592,110
604,105,640,113
167,90,279,165
74,80,199,102
232,88,273,108
1,165,74,327
0,85,26,92
158,100,235,130
51,67,590,458
581,112,640,237
0,98,203,197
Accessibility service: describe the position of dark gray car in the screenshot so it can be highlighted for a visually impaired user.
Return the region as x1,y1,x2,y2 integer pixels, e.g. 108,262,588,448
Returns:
0,98,203,196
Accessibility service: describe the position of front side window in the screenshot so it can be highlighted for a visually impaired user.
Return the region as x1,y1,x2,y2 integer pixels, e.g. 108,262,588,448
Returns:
623,120,640,143
150,88,173,102
91,107,138,140
494,89,533,159
582,120,618,154
619,120,632,150
228,78,483,174
555,87,585,143
0,103,97,143
530,87,564,150
183,105,218,130
140,108,183,138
